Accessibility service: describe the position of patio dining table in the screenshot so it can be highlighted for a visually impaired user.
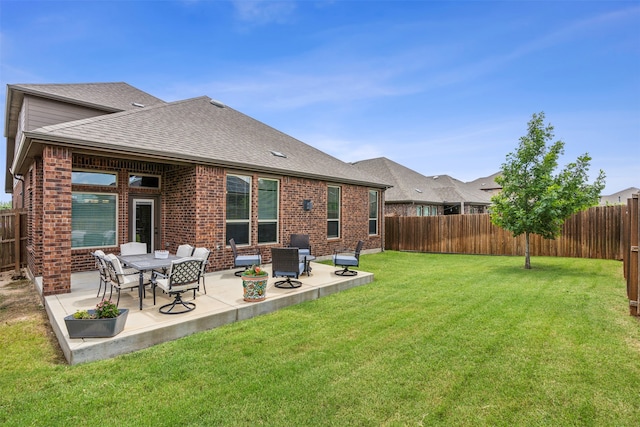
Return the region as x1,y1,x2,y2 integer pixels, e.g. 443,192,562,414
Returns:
118,253,182,310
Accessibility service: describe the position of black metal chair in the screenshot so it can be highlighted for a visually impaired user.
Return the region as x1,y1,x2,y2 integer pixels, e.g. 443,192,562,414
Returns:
333,240,364,276
192,247,211,295
229,238,261,276
271,247,305,288
91,250,109,299
104,254,150,307
151,257,204,314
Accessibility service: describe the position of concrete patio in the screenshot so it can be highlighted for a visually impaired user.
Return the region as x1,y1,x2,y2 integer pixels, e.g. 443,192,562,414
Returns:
43,261,373,365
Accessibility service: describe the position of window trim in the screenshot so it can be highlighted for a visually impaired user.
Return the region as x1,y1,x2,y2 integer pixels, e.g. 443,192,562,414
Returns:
257,177,280,244
71,170,117,187
369,189,379,235
128,173,161,189
327,185,341,239
71,191,119,249
226,173,252,246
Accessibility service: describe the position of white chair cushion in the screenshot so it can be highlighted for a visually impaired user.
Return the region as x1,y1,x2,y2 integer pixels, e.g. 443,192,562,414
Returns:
155,277,197,293
120,242,147,255
176,244,195,257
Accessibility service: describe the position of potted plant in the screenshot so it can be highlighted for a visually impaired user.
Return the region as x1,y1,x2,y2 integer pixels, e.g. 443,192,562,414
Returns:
64,299,129,338
241,265,269,302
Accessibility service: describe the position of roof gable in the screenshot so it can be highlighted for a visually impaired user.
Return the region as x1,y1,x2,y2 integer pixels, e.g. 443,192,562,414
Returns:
7,82,165,112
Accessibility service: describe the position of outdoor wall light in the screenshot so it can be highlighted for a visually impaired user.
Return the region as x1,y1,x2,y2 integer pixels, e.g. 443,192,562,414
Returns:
303,200,313,211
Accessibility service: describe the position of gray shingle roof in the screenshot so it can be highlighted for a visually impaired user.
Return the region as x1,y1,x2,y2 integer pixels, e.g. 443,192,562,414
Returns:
24,96,389,188
7,82,166,112
351,157,491,204
466,172,502,191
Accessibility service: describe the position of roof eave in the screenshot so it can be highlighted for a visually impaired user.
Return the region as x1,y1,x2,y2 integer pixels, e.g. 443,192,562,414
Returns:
18,133,390,189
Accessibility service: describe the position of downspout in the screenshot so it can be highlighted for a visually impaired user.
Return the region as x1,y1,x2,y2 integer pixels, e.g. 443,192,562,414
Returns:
11,170,25,209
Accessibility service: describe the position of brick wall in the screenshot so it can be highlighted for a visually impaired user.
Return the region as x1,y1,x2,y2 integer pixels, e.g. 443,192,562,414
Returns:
40,146,72,295
22,151,383,292
163,165,198,253
193,164,226,274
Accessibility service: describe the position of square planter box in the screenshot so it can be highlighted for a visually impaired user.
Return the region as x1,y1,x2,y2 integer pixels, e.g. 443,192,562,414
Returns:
64,309,129,338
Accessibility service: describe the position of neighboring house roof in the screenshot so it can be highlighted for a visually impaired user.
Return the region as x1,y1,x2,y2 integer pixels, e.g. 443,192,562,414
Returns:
599,187,640,205
12,93,390,188
467,172,502,192
351,157,491,204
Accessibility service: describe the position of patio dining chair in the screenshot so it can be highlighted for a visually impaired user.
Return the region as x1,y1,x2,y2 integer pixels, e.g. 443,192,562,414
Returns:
271,247,305,289
120,242,147,256
104,254,151,307
333,240,364,276
151,257,204,314
192,247,211,294
229,238,261,276
91,250,109,299
176,244,195,257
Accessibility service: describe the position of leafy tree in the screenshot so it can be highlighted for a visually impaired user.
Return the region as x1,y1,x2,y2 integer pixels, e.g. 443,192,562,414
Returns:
490,112,605,269
0,201,12,210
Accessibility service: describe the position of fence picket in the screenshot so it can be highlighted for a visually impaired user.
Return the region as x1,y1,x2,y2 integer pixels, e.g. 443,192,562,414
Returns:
385,205,625,260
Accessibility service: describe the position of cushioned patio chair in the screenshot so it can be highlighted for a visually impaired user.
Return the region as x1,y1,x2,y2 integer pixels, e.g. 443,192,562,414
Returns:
91,250,109,299
229,238,261,276
289,233,312,256
104,254,150,307
151,257,204,314
176,244,195,257
120,242,147,256
192,247,211,294
271,247,305,289
333,240,364,276
289,233,312,275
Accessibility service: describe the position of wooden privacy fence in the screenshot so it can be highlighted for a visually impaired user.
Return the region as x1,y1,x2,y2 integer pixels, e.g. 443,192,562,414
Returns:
622,194,639,316
0,209,27,273
385,205,624,260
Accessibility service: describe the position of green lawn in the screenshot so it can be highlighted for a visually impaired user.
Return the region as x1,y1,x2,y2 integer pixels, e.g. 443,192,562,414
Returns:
2,252,639,426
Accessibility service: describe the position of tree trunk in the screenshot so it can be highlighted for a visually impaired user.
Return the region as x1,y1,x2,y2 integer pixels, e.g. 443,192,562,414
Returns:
524,232,531,269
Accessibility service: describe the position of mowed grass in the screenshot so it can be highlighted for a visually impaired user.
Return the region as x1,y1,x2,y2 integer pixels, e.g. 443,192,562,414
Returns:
2,252,639,426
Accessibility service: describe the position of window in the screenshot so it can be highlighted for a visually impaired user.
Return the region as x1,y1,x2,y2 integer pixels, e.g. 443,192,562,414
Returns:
369,190,379,235
72,193,117,248
258,178,279,244
418,205,438,216
72,171,116,186
129,174,160,189
327,185,340,238
226,174,251,245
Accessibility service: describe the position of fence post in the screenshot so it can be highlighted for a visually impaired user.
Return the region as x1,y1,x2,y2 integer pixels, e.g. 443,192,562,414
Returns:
628,194,639,316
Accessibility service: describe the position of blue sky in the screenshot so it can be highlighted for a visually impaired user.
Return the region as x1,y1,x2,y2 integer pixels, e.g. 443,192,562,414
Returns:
1,0,638,203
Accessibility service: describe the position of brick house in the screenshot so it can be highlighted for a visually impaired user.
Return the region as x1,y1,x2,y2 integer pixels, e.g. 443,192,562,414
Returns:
351,157,491,216
4,82,389,296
